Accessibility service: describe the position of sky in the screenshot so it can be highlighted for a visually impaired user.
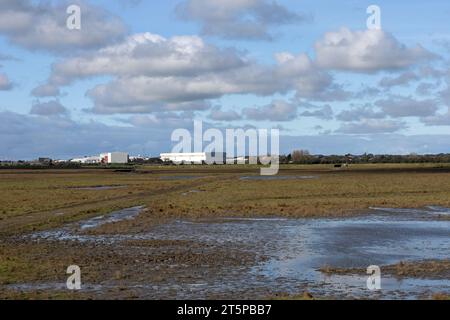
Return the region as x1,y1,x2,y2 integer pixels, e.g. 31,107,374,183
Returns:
1,0,450,159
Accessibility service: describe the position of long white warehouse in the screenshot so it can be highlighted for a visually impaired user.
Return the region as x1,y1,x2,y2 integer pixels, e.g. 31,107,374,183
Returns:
160,152,226,164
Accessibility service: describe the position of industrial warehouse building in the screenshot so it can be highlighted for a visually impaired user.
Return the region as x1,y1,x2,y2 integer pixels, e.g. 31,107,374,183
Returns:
70,152,129,164
160,152,226,164
100,152,129,164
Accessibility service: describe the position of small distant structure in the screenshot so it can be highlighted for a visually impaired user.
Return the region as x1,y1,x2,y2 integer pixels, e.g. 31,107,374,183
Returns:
100,152,129,164
53,159,68,164
38,157,52,165
70,156,101,164
129,155,150,162
227,156,247,164
70,152,129,164
160,152,226,165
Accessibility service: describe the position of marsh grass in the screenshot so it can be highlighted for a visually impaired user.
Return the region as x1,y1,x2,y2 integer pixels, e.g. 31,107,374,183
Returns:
319,260,450,280
1,164,450,235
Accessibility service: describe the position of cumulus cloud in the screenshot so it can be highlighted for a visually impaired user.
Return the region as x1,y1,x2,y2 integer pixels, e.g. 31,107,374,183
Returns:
416,82,438,96
38,27,433,119
379,71,419,88
300,105,333,120
44,33,340,113
315,28,434,72
209,106,242,121
336,119,407,134
336,104,385,122
375,96,438,118
175,0,309,40
421,108,450,126
31,84,61,97
353,86,381,99
274,52,350,101
30,100,68,116
124,112,196,129
244,100,297,121
0,0,127,52
86,76,232,114
49,33,247,85
0,73,13,90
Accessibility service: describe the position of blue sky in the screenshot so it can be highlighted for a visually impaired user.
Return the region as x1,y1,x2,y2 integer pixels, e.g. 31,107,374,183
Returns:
1,0,450,159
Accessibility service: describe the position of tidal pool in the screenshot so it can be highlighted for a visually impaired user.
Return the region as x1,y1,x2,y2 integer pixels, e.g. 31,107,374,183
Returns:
143,210,449,299
69,185,126,191
159,175,205,181
25,207,450,299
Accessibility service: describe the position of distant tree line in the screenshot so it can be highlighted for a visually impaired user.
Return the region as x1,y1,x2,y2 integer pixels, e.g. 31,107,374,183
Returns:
282,150,450,165
0,161,82,169
2,152,450,168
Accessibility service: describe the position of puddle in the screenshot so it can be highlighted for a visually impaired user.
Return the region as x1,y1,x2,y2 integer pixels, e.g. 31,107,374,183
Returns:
240,175,318,181
370,206,450,217
26,207,450,299
69,185,126,191
31,206,145,241
140,210,450,299
220,217,289,222
79,206,144,230
181,190,203,196
159,175,204,181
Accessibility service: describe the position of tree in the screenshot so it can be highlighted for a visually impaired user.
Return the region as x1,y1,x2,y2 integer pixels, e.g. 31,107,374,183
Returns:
291,150,311,164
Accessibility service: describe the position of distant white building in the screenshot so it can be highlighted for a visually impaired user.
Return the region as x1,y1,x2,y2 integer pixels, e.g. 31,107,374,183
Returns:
70,152,129,164
160,152,226,164
70,156,101,164
100,152,129,164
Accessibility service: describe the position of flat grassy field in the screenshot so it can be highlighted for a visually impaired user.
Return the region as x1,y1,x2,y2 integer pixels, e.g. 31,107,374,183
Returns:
1,163,450,235
0,163,449,299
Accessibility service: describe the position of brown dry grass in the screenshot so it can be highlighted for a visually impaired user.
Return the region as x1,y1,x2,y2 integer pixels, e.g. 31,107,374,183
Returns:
1,164,450,235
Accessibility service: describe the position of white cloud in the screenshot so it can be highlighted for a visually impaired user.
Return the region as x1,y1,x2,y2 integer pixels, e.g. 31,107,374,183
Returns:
45,33,341,114
37,27,435,119
300,105,333,120
244,100,297,121
375,96,438,118
175,0,308,40
49,33,247,85
209,106,242,121
421,108,450,126
31,84,61,97
30,100,68,116
86,76,233,114
336,104,385,122
336,119,407,134
379,71,419,88
0,0,127,53
315,28,434,72
274,52,346,100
